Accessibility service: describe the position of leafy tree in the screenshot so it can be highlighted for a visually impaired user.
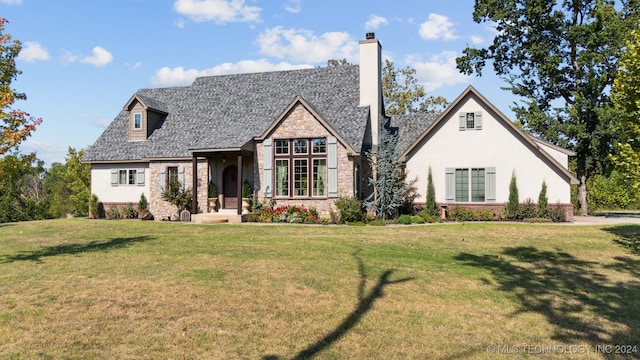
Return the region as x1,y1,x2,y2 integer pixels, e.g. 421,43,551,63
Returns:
42,147,90,217
364,126,404,219
425,167,438,217
538,180,548,217
0,18,42,155
456,0,640,215
610,27,640,192
382,59,448,115
0,152,47,222
327,58,449,114
506,172,520,220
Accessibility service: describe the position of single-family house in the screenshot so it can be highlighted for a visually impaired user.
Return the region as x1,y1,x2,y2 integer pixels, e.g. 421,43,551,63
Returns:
83,33,577,221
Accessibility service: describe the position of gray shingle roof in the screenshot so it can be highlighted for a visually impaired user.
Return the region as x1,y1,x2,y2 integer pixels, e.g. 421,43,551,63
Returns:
388,112,439,156
84,65,368,162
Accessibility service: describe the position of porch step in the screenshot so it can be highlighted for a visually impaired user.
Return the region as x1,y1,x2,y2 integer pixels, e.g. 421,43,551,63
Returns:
191,211,244,224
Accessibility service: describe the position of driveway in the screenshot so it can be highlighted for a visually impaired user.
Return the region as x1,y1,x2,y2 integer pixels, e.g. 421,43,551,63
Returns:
571,215,640,225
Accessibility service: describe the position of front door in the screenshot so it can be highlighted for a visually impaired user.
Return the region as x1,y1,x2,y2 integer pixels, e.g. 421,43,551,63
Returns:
223,165,238,209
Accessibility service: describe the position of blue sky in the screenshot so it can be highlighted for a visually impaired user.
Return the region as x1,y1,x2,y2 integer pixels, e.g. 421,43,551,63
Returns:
4,0,513,166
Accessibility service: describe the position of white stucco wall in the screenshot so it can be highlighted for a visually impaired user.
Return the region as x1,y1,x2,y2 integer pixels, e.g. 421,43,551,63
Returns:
405,94,572,205
91,163,150,204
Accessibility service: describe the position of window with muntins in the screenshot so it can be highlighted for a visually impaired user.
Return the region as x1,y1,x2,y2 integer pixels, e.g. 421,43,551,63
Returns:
273,138,327,198
459,111,482,131
451,168,486,202
111,168,144,186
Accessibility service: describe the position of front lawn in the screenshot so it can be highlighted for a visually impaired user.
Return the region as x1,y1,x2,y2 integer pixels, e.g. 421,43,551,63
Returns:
0,219,639,359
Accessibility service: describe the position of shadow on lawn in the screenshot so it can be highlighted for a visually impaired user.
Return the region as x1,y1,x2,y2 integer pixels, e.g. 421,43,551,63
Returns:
0,236,154,264
455,244,640,349
605,224,640,256
263,251,414,360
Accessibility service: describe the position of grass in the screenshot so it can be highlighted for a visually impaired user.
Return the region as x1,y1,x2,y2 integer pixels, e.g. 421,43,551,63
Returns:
0,219,639,359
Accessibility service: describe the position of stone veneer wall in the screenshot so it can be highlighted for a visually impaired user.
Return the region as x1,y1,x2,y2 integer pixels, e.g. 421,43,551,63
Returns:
254,103,356,217
148,159,207,220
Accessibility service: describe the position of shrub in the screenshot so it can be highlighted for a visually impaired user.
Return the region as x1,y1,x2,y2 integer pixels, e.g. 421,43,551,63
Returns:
335,196,363,223
106,206,121,220
242,180,252,199
506,172,520,219
328,208,341,224
245,213,261,222
449,206,474,222
207,180,218,198
121,203,138,219
398,214,413,224
548,205,567,222
138,193,148,211
472,208,495,221
410,215,425,224
421,213,443,223
257,204,318,223
89,194,100,219
519,198,537,219
587,171,636,212
537,181,548,217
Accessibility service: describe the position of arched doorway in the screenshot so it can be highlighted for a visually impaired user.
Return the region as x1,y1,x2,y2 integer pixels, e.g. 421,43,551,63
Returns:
222,165,238,209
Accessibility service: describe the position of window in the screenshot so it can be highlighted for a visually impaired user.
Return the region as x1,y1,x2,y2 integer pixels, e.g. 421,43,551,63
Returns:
134,113,142,129
466,113,475,129
111,168,144,186
273,138,327,198
459,111,482,131
448,168,488,202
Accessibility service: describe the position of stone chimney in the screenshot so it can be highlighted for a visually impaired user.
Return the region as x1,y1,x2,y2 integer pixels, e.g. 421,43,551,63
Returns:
359,32,383,149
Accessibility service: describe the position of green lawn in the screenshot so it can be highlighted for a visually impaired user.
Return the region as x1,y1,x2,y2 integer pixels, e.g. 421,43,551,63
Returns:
0,219,639,359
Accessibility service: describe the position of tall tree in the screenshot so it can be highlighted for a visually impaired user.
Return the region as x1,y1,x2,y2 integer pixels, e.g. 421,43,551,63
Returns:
43,147,91,217
456,0,640,215
382,59,448,115
0,18,42,155
364,126,404,219
610,27,640,191
326,59,449,115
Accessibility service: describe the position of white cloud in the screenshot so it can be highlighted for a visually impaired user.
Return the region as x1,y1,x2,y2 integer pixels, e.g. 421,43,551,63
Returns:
92,118,112,128
173,0,261,24
150,59,313,87
80,46,113,67
20,140,68,167
471,35,484,45
256,27,357,63
17,42,50,62
0,0,22,5
284,0,301,14
406,51,470,92
365,15,388,31
419,13,458,41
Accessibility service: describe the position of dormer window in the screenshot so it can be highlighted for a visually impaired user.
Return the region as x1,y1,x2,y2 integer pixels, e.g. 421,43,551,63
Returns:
134,113,142,129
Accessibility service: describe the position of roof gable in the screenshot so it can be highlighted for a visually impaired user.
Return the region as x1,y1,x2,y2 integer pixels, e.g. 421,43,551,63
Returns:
400,86,578,184
257,95,358,155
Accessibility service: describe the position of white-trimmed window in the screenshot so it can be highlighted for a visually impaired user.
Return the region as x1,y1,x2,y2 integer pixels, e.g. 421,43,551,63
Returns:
133,113,142,129
446,167,495,203
111,168,145,186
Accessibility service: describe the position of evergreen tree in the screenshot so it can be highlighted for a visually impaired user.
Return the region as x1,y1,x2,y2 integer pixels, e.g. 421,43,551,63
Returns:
538,181,548,217
506,172,520,220
364,127,404,219
425,167,438,217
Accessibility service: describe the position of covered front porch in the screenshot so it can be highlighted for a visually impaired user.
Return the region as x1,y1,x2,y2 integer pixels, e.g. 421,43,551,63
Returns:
190,149,254,218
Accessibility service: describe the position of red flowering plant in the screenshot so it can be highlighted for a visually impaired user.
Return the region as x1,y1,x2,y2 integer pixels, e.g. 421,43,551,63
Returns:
258,204,319,223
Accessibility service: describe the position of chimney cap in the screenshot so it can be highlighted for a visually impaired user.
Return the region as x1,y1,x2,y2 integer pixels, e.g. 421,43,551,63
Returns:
365,32,375,40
